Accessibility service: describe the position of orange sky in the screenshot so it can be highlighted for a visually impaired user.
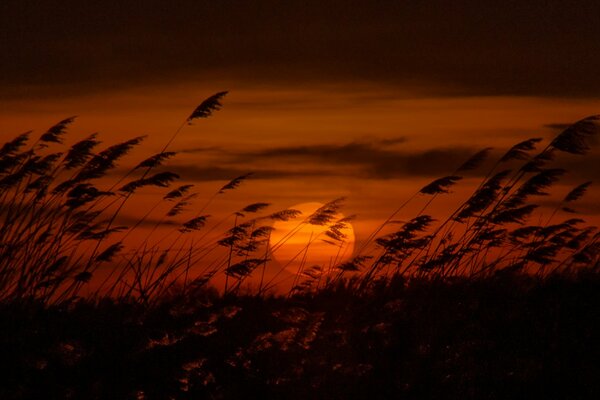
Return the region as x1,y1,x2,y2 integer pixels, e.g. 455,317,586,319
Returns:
1,84,599,292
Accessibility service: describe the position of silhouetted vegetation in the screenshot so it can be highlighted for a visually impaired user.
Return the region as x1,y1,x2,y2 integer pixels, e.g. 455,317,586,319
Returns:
1,274,599,399
0,95,599,398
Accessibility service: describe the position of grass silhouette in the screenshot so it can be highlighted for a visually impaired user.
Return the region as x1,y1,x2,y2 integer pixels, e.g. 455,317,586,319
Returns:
0,95,598,399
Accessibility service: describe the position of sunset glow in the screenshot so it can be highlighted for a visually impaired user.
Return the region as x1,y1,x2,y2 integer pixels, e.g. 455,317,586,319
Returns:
269,202,355,274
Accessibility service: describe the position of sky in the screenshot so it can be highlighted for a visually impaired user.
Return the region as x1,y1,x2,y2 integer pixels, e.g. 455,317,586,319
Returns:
1,1,599,286
3,0,600,98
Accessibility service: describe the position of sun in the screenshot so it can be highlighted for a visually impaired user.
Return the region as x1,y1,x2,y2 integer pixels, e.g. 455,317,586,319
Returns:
269,202,355,275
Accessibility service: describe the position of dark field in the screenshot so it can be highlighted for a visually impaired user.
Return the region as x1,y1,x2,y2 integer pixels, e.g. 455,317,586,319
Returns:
2,273,599,399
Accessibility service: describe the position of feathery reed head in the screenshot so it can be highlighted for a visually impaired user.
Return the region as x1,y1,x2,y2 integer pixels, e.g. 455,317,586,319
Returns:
240,202,271,214
224,258,264,279
119,172,179,193
96,242,124,263
500,138,542,162
520,149,556,172
550,115,599,155
63,133,101,170
308,197,345,226
166,194,197,217
455,170,511,222
180,215,210,232
164,184,194,200
492,204,539,224
338,255,372,272
39,116,76,145
135,152,177,170
218,172,252,194
187,91,229,123
420,176,462,195
564,181,592,203
457,147,493,172
76,136,146,181
0,131,30,157
269,209,302,221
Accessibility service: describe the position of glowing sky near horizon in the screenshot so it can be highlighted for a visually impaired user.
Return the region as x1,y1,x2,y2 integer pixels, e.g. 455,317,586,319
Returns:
1,85,599,256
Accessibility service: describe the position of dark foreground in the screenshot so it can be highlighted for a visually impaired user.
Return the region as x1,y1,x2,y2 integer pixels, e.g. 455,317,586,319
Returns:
1,273,599,399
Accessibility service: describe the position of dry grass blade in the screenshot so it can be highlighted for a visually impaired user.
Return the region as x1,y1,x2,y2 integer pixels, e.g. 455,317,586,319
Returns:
338,255,372,272
251,226,274,238
65,184,113,209
218,222,252,247
119,172,179,193
457,147,493,172
96,242,124,263
564,181,592,203
75,136,146,181
39,116,76,144
324,215,354,242
566,227,597,249
0,131,30,157
492,204,539,224
78,225,127,240
571,242,600,264
510,226,541,243
308,197,345,225
187,91,229,123
455,170,511,222
520,149,555,172
63,133,101,170
504,168,565,209
525,243,560,264
269,209,302,221
74,271,93,283
519,168,566,196
135,152,177,170
420,176,462,195
164,184,194,200
218,173,252,194
180,215,210,232
550,115,599,155
376,215,434,256
240,202,271,214
25,175,52,194
166,195,195,217
500,138,542,162
167,194,197,217
225,258,264,279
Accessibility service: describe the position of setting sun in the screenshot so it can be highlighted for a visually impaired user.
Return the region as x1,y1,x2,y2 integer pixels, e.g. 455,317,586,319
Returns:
269,202,355,275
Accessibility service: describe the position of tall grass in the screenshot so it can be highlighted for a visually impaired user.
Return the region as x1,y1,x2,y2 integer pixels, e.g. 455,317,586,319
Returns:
0,96,598,307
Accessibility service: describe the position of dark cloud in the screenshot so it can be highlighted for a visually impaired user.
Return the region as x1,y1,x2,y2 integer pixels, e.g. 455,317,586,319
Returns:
2,0,600,98
168,165,336,182
552,153,600,181
170,137,598,182
377,137,409,146
116,215,179,228
544,123,571,132
171,141,481,181
534,198,600,219
177,146,224,154
237,142,477,178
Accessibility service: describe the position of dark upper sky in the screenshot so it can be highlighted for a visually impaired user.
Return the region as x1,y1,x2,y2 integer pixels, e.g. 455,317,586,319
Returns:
2,0,600,98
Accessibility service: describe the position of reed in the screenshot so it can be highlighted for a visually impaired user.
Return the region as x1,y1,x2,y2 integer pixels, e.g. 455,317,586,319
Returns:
0,97,598,307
